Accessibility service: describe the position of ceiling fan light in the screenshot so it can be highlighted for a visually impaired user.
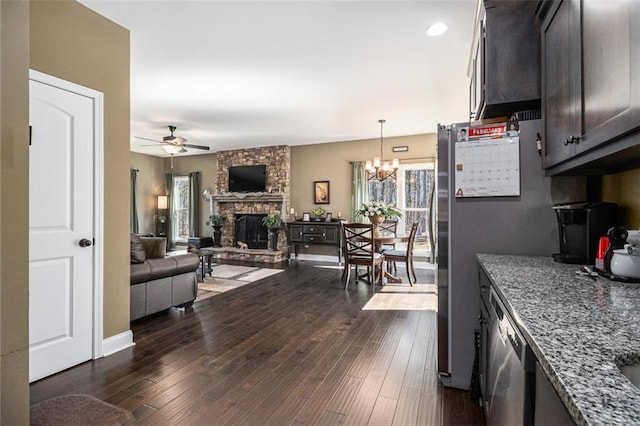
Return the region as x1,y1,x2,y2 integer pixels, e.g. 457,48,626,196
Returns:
162,145,182,155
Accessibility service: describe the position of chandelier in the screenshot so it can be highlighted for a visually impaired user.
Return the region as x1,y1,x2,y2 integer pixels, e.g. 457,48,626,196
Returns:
365,119,399,181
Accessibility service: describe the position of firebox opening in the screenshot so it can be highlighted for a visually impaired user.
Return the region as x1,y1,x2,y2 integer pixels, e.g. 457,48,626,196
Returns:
235,214,268,249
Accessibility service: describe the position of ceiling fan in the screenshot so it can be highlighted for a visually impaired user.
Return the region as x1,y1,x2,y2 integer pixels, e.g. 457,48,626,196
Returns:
135,125,210,155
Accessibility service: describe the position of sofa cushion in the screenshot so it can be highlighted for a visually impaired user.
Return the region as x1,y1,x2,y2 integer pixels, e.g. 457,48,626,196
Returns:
130,233,146,264
140,237,166,259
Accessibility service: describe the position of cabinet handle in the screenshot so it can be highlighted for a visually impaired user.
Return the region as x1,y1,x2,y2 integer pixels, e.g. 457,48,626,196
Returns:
564,135,581,145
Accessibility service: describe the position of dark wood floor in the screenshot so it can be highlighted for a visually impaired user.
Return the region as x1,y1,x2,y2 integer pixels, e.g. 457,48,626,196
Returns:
30,260,484,425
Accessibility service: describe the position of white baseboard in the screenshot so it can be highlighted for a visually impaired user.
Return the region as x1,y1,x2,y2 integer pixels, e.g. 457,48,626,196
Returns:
102,330,135,357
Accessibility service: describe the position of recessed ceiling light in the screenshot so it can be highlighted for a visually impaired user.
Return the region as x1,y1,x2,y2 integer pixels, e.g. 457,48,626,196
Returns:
426,22,448,37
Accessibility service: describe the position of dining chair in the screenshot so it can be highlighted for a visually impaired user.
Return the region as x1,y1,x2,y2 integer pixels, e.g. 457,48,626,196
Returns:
341,223,385,289
382,222,419,285
379,219,399,250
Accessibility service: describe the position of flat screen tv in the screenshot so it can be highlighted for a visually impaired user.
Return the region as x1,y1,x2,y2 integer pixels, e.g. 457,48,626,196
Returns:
228,165,267,193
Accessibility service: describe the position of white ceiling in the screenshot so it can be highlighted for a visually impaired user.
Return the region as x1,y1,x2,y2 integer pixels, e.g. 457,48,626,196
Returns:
79,0,478,157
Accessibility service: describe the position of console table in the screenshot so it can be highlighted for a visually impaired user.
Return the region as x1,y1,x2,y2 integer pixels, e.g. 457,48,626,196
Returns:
287,220,342,262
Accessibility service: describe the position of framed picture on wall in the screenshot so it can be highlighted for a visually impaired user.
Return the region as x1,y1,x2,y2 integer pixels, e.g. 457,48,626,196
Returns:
314,180,330,204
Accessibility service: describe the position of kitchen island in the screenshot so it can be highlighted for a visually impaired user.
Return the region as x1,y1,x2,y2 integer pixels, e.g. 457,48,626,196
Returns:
477,254,640,426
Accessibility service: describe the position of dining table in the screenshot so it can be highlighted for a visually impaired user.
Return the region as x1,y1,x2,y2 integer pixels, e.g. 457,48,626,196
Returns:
353,233,409,283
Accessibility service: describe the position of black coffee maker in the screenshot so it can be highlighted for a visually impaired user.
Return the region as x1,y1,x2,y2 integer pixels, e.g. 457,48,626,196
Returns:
552,202,619,264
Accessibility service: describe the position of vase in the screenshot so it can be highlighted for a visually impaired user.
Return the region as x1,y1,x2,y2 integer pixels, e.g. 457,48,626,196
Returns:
212,226,222,247
267,229,279,251
368,214,385,237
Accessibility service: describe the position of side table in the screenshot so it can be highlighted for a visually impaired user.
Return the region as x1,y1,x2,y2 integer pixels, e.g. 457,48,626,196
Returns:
195,248,215,281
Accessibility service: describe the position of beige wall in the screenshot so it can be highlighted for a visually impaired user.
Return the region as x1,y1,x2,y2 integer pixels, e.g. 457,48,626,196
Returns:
599,168,640,229
30,0,130,337
131,152,167,235
291,133,436,221
1,1,30,422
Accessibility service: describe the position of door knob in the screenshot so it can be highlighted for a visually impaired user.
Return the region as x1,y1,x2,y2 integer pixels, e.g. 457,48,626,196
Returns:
79,238,93,247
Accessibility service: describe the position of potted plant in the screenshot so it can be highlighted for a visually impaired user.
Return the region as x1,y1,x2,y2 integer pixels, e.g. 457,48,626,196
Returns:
207,214,227,247
262,214,285,251
354,200,402,237
312,206,326,221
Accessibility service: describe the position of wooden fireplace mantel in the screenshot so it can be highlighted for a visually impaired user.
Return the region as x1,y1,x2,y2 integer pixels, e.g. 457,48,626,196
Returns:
212,192,289,203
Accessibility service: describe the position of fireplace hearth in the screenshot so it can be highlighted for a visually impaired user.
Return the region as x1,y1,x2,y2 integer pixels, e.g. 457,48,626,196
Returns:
235,214,268,249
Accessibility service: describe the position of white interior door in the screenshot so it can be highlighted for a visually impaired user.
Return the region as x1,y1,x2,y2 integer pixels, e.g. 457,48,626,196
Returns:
29,76,98,382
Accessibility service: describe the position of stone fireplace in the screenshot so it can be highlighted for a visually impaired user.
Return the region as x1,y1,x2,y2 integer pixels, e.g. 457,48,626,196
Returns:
211,145,290,251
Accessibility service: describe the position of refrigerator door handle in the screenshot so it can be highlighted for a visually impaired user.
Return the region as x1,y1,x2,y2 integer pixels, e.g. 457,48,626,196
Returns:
428,177,436,262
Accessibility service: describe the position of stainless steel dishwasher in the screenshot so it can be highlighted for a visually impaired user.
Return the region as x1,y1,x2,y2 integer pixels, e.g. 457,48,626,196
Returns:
486,288,535,426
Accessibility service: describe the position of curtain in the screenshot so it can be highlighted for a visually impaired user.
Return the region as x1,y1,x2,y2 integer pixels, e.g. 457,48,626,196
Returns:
351,161,369,222
165,173,175,248
130,169,139,234
188,172,200,237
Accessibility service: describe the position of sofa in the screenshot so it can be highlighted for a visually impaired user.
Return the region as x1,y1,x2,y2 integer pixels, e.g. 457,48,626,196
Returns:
130,234,200,321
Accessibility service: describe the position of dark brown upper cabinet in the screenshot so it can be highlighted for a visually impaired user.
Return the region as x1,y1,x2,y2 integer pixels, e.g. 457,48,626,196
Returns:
539,0,640,175
471,0,541,121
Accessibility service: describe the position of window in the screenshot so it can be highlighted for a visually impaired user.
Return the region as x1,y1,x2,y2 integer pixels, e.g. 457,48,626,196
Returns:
172,175,191,243
368,163,435,256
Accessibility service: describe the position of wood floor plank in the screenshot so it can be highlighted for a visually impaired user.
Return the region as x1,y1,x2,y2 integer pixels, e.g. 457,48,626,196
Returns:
29,261,485,426
378,311,421,399
391,312,431,425
368,395,397,426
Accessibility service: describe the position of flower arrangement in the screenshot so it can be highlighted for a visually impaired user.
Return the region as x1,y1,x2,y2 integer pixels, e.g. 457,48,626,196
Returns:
207,214,227,227
312,207,326,217
262,214,285,230
354,200,402,219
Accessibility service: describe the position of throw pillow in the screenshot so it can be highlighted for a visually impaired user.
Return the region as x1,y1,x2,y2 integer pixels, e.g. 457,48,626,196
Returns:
130,233,146,264
140,237,167,259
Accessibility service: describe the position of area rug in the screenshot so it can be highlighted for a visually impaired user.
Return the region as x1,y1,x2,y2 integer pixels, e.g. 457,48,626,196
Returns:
30,394,135,425
195,264,284,303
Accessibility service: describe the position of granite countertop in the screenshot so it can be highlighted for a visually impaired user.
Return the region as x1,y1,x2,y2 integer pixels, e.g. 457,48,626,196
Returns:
477,254,640,426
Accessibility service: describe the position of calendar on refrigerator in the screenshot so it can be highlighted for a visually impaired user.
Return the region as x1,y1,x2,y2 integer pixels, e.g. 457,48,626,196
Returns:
453,123,520,198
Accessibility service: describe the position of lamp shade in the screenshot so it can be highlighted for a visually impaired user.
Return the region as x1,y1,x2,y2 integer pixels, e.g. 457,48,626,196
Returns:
157,195,168,209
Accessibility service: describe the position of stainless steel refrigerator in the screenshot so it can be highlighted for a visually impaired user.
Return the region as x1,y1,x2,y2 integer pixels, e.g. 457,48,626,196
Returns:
435,118,559,389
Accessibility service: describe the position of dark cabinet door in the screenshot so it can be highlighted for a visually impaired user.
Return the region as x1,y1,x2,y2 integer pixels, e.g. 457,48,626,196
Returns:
288,224,303,242
541,0,640,173
323,225,339,244
578,0,640,154
541,0,581,168
482,0,540,113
